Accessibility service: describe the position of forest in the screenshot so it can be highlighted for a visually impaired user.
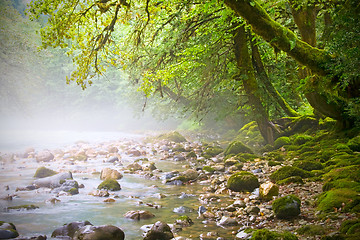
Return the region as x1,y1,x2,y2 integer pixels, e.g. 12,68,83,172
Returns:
0,0,359,239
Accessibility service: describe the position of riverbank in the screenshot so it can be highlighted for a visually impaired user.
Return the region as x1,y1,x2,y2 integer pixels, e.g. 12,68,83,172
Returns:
0,120,359,239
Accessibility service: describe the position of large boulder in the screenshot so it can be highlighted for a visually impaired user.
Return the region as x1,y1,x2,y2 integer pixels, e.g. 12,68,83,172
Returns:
227,171,259,192
0,221,19,239
143,221,174,240
259,181,279,201
224,141,253,156
33,172,73,188
100,168,123,180
52,221,93,238
124,210,155,220
34,166,57,178
272,195,301,219
73,225,125,240
97,179,121,191
36,150,54,162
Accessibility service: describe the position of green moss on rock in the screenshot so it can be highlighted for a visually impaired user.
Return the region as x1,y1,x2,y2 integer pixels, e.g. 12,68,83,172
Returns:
277,176,304,185
8,205,39,210
224,141,253,156
323,179,360,192
227,171,259,192
270,166,312,182
323,165,360,182
203,146,223,157
293,160,323,171
274,136,291,149
157,131,187,143
294,134,313,145
34,167,57,178
186,151,197,159
347,136,360,152
97,179,121,191
272,195,301,219
296,225,326,236
317,188,360,213
251,229,298,240
340,219,360,235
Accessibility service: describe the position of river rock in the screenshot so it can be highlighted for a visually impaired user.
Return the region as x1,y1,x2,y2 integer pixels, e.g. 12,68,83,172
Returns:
227,171,259,192
124,210,155,220
127,163,143,171
235,230,250,239
106,156,120,163
272,195,301,219
100,168,123,180
128,149,142,156
33,172,73,188
259,181,279,201
173,206,195,214
52,221,93,238
217,216,238,226
34,167,57,178
174,155,185,161
108,147,119,153
13,235,47,240
181,169,198,181
142,162,157,171
52,179,79,195
0,222,19,239
143,221,174,240
73,225,124,240
36,150,54,162
97,179,121,191
89,190,109,197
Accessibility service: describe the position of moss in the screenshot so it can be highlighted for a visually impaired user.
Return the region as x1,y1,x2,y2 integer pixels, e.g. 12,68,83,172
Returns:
272,195,301,219
270,166,312,182
319,149,336,162
172,145,186,152
203,166,215,173
322,179,360,192
34,167,57,178
235,152,258,162
323,165,360,182
265,152,285,161
340,219,360,235
203,146,223,157
97,179,121,191
224,141,253,156
8,204,39,210
277,176,304,185
293,160,323,171
224,158,238,166
268,160,281,166
68,187,79,195
335,143,353,154
274,136,291,149
260,144,274,153
251,229,298,240
227,171,259,192
347,136,360,152
294,134,313,145
317,188,360,213
296,225,326,236
157,131,187,143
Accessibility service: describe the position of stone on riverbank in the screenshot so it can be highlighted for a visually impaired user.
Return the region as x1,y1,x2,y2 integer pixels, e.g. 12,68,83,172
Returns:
227,171,259,192
124,210,155,220
100,168,123,180
0,221,19,239
156,131,187,143
272,195,301,219
52,221,93,238
143,221,174,240
33,172,73,188
36,150,54,162
259,181,279,200
34,167,57,178
97,179,121,191
73,225,125,240
270,166,311,182
224,141,253,156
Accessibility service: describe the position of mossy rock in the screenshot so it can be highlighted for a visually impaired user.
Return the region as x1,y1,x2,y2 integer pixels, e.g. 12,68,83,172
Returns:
294,134,313,145
274,136,291,149
270,166,312,182
323,179,360,192
227,171,259,192
296,225,326,236
224,158,239,166
157,131,187,143
277,176,304,185
34,166,57,178
272,195,301,219
186,151,197,159
234,152,258,162
224,141,253,156
347,136,360,152
8,205,39,210
203,146,223,157
293,160,323,171
340,219,360,235
265,152,285,162
317,188,360,213
319,149,336,162
268,160,281,166
323,165,360,182
251,228,298,240
203,166,215,173
68,187,79,195
97,179,121,191
335,143,353,154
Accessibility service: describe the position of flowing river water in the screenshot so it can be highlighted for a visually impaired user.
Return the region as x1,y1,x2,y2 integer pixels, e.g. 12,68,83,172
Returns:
0,130,236,239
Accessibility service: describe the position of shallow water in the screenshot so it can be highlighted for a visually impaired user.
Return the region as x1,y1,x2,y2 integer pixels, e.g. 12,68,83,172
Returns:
0,130,237,239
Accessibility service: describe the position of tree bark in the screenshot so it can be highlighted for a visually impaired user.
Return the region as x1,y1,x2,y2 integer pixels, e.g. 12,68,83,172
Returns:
250,36,299,117
233,24,279,144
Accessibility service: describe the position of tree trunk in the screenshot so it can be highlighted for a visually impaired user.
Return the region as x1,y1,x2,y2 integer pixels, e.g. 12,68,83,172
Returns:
250,36,299,117
233,24,279,144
